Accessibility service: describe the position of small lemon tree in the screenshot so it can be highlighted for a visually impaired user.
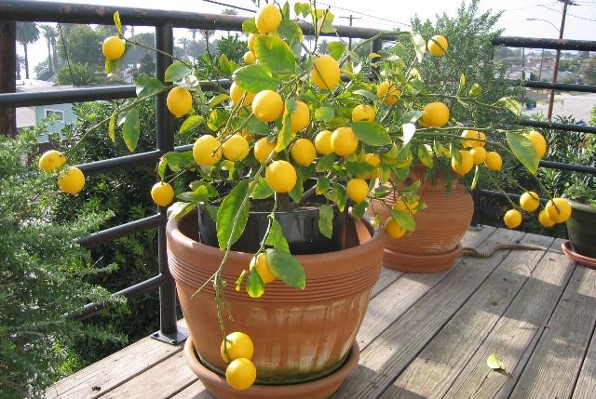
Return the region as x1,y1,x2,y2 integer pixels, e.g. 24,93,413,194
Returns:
39,1,572,391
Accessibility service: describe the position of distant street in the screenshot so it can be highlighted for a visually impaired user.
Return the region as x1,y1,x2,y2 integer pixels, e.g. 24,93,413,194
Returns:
522,92,596,124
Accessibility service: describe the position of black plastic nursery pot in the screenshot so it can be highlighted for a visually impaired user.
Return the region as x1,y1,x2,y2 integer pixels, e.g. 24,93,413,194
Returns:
565,199,596,258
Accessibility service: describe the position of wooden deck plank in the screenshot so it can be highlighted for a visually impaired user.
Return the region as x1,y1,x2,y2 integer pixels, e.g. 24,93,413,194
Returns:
380,232,555,399
356,225,497,352
573,307,596,399
440,238,577,399
330,227,526,399
102,351,199,399
508,265,596,399
171,385,215,399
370,266,403,298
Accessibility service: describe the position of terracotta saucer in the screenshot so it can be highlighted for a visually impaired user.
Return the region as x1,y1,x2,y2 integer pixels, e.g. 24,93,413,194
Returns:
183,336,360,399
383,243,462,273
561,241,596,270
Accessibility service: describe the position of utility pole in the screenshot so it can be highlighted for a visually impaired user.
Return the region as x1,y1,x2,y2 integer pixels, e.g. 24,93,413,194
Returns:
547,0,576,120
338,15,361,51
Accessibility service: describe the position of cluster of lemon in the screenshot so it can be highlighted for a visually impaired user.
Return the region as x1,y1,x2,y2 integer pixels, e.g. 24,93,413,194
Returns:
37,150,85,195
220,331,256,390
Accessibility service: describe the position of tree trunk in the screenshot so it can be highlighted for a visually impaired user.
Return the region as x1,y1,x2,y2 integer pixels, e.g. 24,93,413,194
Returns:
23,42,29,80
47,38,53,74
0,20,17,138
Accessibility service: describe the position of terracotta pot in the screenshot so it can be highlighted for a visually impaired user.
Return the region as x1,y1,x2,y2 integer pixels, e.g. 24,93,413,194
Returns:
167,208,384,396
371,165,473,272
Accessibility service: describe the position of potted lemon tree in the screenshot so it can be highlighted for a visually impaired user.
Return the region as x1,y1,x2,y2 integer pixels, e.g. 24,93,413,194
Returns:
41,1,572,397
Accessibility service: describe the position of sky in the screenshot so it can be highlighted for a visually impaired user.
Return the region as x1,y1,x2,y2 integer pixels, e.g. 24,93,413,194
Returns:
19,0,596,78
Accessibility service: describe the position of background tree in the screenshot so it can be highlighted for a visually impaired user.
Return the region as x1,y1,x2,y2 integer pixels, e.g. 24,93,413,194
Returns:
16,22,40,80
39,24,57,76
57,24,104,67
56,62,110,86
0,20,17,137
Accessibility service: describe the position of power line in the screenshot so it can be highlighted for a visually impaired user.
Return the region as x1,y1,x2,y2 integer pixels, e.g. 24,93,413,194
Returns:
198,0,256,13
316,1,411,28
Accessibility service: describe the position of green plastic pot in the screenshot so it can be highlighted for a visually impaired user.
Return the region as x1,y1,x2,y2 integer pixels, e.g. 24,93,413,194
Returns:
565,199,596,258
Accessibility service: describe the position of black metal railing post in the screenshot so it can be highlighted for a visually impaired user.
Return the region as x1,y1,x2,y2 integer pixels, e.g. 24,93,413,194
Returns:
152,22,187,344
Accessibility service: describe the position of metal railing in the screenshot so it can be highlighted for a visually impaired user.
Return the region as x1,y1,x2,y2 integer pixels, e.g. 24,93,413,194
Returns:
0,0,384,344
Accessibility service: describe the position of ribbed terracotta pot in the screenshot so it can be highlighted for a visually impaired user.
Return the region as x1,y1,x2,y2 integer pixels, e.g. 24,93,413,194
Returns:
371,165,474,272
167,208,384,398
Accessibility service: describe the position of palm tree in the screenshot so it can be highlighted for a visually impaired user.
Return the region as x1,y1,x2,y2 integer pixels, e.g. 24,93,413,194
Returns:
222,8,238,37
40,24,57,75
16,22,40,80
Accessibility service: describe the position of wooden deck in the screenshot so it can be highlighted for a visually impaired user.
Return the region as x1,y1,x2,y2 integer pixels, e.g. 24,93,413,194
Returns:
45,225,596,399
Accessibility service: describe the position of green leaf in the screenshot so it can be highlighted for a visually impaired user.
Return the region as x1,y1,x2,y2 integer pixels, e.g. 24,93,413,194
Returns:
289,175,304,203
135,73,166,98
486,353,506,371
410,32,426,62
232,64,281,93
495,96,521,117
417,144,434,169
351,121,391,146
218,54,233,76
276,102,294,152
254,35,296,75
209,93,229,108
235,269,247,292
157,157,167,180
167,201,194,220
507,132,539,174
316,153,336,172
179,115,204,135
457,73,466,95
401,110,423,124
164,62,192,82
315,9,335,34
469,83,483,97
470,165,480,189
105,59,118,74
328,42,346,60
113,11,123,36
217,180,250,250
314,106,334,122
245,115,271,136
242,18,258,34
265,220,290,253
266,249,306,289
108,112,116,142
277,20,304,57
162,151,195,172
402,123,416,145
251,176,273,200
294,2,312,18
353,89,378,103
318,204,334,239
390,209,416,232
207,109,226,131
352,201,368,219
122,109,140,152
246,270,265,298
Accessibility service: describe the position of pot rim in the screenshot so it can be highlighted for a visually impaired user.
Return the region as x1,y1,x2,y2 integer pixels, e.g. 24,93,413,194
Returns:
567,198,596,214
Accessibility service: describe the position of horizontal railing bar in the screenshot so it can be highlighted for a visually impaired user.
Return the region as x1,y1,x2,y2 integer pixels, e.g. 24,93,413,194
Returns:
71,274,167,321
492,36,596,51
77,150,162,176
0,0,386,39
539,160,596,174
518,120,596,134
78,214,166,248
0,85,135,109
524,81,596,94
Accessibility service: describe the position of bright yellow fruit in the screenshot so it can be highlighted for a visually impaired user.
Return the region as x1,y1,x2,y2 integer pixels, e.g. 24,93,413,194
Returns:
290,138,316,167
167,86,192,118
420,102,449,128
193,135,222,166
289,100,310,132
38,150,66,172
314,130,333,155
243,50,256,64
58,166,85,195
362,153,381,178
524,130,547,158
253,252,277,284
376,80,401,106
538,209,556,227
484,151,503,171
102,36,125,61
352,104,376,122
461,129,486,148
470,146,487,165
385,218,406,239
503,209,522,229
252,90,284,122
346,178,369,203
331,127,358,157
255,3,282,34
150,181,175,207
519,191,540,212
265,160,297,193
253,137,276,163
229,82,255,106
545,197,572,223
392,197,419,215
427,35,448,56
310,54,341,90
226,358,257,391
451,150,474,176
221,332,254,363
223,134,250,161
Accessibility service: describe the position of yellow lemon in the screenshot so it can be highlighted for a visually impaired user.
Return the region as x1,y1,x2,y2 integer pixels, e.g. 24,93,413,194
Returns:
255,4,282,34
150,181,175,207
167,86,193,117
58,166,85,195
102,36,125,60
310,54,341,90
376,80,401,106
427,35,448,56
193,135,222,166
266,160,297,193
331,127,358,157
290,138,316,167
252,90,284,122
38,150,66,172
352,104,376,122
